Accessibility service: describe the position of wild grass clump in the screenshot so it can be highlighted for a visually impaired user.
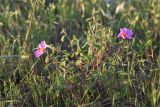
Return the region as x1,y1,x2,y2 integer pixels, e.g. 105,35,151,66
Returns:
0,0,160,106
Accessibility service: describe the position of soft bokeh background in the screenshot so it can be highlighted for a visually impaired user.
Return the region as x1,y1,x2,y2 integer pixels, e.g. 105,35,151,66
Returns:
0,0,160,106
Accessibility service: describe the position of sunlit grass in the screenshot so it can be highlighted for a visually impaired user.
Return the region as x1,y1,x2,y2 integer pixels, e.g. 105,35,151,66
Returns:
0,0,159,106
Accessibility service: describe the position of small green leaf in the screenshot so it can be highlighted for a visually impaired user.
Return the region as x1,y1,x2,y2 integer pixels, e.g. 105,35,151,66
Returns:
61,35,65,42
146,40,152,47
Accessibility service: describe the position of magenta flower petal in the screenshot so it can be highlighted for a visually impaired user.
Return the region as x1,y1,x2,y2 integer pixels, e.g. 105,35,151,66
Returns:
34,49,44,58
126,29,133,39
38,41,48,49
117,28,133,39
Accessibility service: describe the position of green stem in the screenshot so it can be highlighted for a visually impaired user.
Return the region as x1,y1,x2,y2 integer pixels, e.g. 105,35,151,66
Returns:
0,55,29,59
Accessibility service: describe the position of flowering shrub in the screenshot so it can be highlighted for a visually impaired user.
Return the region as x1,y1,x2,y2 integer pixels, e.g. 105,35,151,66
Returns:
0,0,159,107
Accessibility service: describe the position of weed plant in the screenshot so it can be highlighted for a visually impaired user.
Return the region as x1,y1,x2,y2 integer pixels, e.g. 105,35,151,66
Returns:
0,0,160,106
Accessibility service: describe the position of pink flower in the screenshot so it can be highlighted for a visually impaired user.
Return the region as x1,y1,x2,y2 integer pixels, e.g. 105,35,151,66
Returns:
118,28,133,39
34,41,48,58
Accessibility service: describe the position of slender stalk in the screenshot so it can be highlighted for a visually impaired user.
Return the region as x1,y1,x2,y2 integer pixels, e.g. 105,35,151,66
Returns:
0,55,29,59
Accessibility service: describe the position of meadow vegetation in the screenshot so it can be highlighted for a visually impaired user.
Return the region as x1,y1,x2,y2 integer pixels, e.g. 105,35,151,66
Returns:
0,0,160,106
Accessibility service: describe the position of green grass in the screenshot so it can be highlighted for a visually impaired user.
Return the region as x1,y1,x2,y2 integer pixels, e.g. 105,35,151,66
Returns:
0,0,160,106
